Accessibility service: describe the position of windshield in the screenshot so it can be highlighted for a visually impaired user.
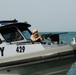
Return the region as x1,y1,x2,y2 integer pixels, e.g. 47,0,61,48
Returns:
21,30,31,40
1,27,24,42
17,27,32,40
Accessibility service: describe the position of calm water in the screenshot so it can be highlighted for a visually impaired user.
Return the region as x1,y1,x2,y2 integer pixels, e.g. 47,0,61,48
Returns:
67,62,76,75
39,32,76,44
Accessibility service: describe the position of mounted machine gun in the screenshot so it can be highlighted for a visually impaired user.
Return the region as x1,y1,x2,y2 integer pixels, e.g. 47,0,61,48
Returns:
41,32,67,44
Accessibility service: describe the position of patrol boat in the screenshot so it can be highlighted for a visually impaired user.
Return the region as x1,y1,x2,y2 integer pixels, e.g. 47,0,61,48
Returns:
0,19,76,75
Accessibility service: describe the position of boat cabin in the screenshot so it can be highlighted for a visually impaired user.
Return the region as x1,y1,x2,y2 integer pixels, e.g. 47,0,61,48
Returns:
0,19,66,45
0,20,32,44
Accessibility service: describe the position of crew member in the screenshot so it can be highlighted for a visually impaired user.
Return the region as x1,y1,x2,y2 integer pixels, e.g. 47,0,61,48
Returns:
30,29,42,43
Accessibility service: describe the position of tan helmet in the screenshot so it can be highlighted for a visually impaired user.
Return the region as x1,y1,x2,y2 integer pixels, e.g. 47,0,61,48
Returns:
32,29,38,33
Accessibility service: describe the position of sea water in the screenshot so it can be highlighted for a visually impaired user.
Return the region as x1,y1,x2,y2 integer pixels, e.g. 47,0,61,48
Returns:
67,62,76,75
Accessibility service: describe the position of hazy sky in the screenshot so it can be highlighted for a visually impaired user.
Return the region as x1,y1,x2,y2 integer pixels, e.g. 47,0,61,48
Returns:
0,0,76,32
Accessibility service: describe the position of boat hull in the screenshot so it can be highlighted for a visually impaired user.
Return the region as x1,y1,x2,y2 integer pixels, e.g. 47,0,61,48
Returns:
0,44,76,75
0,55,76,75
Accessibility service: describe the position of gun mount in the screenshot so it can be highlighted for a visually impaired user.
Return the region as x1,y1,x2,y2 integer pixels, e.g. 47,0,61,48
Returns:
41,32,67,44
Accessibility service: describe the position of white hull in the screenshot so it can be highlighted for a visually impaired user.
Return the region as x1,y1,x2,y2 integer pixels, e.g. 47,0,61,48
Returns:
0,56,75,75
0,44,76,75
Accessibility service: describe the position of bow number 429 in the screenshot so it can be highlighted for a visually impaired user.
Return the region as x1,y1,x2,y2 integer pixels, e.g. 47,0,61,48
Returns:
16,46,25,53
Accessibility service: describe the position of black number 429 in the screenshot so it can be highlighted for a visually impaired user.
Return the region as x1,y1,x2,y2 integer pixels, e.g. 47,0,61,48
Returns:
16,46,25,53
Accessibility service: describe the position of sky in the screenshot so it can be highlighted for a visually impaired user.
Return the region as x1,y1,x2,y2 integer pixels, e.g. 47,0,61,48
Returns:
0,0,76,32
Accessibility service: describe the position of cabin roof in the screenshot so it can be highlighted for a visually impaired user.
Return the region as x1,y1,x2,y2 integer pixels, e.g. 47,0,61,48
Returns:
0,19,18,24
0,22,31,30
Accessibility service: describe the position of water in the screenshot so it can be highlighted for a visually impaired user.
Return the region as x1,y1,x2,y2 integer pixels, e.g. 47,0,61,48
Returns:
67,62,76,75
39,32,76,44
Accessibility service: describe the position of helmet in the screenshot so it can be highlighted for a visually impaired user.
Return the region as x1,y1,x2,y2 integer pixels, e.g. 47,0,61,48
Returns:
32,29,38,33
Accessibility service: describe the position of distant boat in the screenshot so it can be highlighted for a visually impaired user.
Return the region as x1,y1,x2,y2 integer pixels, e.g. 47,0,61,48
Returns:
0,19,76,75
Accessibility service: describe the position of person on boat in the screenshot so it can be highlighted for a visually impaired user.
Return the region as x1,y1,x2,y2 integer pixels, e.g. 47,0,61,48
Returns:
30,29,42,43
11,32,21,41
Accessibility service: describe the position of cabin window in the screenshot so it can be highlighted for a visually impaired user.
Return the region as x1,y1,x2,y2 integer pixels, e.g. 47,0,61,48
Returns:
22,30,31,40
1,27,24,42
18,27,32,40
